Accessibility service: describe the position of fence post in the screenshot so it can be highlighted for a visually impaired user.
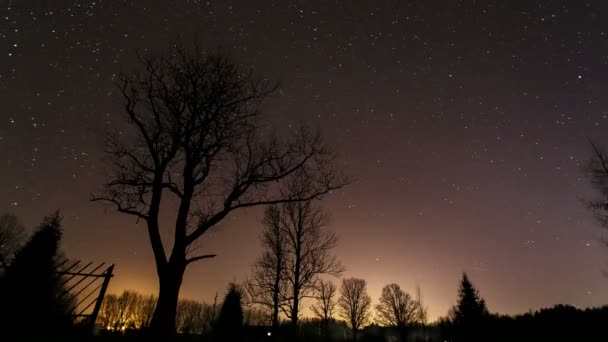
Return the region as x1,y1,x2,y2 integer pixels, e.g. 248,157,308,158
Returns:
88,264,114,333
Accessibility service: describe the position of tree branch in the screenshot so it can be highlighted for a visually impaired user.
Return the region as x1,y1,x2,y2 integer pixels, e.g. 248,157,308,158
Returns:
186,254,217,265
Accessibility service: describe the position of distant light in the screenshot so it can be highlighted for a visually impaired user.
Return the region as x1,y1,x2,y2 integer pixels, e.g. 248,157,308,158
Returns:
267,332,272,337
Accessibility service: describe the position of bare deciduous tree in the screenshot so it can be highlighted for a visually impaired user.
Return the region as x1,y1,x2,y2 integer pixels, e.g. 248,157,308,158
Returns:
97,290,217,334
137,294,157,329
92,42,347,334
248,173,344,331
338,277,372,340
375,283,427,340
246,205,288,332
586,143,608,250
0,213,25,268
243,305,271,327
176,299,204,334
97,293,120,330
311,279,337,338
279,173,344,328
98,290,156,331
200,294,219,335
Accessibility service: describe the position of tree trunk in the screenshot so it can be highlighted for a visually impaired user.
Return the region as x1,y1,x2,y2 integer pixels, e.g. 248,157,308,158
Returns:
149,261,186,335
291,226,302,329
271,256,281,333
322,319,329,340
291,294,299,326
399,325,409,342
290,256,301,339
271,288,279,332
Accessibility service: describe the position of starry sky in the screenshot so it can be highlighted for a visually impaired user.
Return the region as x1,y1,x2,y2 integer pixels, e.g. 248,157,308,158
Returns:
2,0,608,321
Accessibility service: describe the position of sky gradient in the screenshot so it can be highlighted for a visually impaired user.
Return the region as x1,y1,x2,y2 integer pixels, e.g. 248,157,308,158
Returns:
2,0,608,321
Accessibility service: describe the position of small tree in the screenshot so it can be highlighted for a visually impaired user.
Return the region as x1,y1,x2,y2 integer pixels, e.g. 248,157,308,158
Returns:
201,294,220,335
0,213,25,268
376,283,426,341
311,279,337,339
215,283,244,340
176,299,204,334
450,273,489,342
243,305,271,326
338,277,372,341
0,212,73,336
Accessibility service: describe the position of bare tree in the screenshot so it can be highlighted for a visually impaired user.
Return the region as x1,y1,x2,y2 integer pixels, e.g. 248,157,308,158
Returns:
98,291,211,333
200,294,220,335
92,41,347,334
137,294,157,329
116,290,143,330
311,279,337,338
243,305,271,327
586,143,608,248
415,285,428,324
176,299,204,334
98,290,149,331
0,213,25,268
375,283,427,340
278,173,344,329
338,277,372,340
246,205,288,332
97,293,120,330
247,174,344,333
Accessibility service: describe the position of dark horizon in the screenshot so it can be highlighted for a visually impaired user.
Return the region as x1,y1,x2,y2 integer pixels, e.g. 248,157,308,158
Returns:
2,0,608,323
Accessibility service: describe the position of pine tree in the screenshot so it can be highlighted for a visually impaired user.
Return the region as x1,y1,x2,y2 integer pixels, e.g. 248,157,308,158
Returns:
215,283,244,340
0,212,74,336
451,273,489,342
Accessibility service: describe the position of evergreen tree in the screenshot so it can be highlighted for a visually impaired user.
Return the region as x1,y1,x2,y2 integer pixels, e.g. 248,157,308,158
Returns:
451,273,489,342
215,283,244,340
0,212,74,337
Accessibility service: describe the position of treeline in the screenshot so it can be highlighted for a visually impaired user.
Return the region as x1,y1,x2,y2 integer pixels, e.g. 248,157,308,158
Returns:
437,274,608,342
465,305,608,342
97,288,268,334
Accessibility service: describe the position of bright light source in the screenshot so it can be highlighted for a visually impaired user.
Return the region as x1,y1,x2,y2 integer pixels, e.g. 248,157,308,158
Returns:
267,332,272,337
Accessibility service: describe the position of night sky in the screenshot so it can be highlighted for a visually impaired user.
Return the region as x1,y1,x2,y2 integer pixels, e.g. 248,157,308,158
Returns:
2,0,608,321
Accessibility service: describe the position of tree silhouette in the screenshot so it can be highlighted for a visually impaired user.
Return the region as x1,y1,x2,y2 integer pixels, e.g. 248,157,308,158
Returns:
0,213,25,269
243,305,271,327
201,293,220,334
176,299,204,334
246,205,288,332
97,291,158,331
585,142,608,251
450,273,489,342
92,41,347,335
215,283,244,340
278,172,344,330
97,290,217,334
248,172,344,336
0,212,73,336
375,283,426,341
338,277,372,341
311,279,337,339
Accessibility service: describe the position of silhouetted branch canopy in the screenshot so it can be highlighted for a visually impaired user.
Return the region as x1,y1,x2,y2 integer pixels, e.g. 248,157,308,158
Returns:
91,41,349,269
